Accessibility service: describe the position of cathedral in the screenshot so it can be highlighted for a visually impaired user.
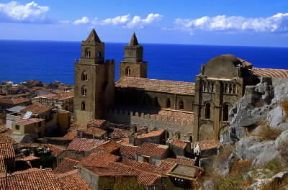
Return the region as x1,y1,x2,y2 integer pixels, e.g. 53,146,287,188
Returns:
74,29,288,142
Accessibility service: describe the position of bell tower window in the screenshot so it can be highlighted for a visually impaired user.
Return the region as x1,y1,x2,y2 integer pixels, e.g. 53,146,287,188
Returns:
85,48,91,58
205,103,211,119
81,86,87,96
81,101,86,111
81,71,88,81
125,67,131,76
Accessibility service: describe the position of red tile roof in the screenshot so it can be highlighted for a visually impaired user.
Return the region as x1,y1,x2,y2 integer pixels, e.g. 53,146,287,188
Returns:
79,152,120,168
193,140,221,150
79,127,107,138
63,130,77,141
169,139,188,149
53,158,79,174
45,144,65,157
56,170,92,190
0,168,61,190
137,129,165,139
116,77,195,95
67,138,105,152
0,143,15,160
0,97,30,105
120,145,138,160
87,119,106,128
137,143,168,158
21,102,52,115
91,140,121,154
252,68,288,79
110,128,130,139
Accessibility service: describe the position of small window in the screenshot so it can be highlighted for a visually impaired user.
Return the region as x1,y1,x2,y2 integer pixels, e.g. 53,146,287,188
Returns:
125,67,131,76
178,100,184,109
223,104,229,121
85,49,91,58
205,103,211,119
15,125,20,130
81,71,88,81
97,52,102,58
81,101,86,111
166,98,171,108
81,86,87,96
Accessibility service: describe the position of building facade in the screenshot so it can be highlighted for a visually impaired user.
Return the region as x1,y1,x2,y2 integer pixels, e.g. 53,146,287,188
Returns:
74,29,288,141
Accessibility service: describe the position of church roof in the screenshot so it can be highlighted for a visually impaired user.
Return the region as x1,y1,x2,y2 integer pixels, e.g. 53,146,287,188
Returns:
252,67,288,79
116,77,195,95
129,33,139,46
84,29,101,43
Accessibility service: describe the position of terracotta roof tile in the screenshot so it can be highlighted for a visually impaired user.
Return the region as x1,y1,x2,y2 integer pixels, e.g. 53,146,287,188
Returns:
79,152,120,168
63,130,77,141
0,168,61,190
79,127,107,138
169,139,188,149
21,102,52,115
0,143,15,160
91,140,121,154
252,67,288,79
87,119,106,128
56,170,92,190
53,158,79,174
137,142,168,158
67,138,105,152
137,129,165,139
0,97,30,105
45,144,65,157
110,128,130,139
116,77,195,95
193,140,221,150
120,145,138,159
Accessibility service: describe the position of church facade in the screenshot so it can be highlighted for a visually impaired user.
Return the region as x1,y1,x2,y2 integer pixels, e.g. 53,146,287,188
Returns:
74,29,288,141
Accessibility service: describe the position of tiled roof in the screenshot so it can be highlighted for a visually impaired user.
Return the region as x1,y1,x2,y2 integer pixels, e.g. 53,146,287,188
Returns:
0,168,61,190
163,157,195,167
137,129,165,139
45,144,65,157
0,134,16,144
137,142,168,158
116,77,195,95
120,145,138,159
252,67,288,79
0,143,15,160
36,92,73,101
167,164,203,181
53,158,79,174
110,128,130,139
169,139,188,149
67,138,105,152
0,97,30,105
21,102,52,115
79,127,107,138
63,130,77,141
79,152,120,168
91,140,121,154
15,118,44,126
56,170,92,190
0,156,6,175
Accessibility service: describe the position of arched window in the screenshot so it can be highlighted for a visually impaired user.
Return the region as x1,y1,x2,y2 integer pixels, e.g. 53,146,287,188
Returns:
81,71,88,81
223,104,229,121
85,48,91,58
97,51,102,58
205,103,211,119
166,98,171,108
81,86,87,96
125,67,131,76
81,101,86,111
179,100,184,109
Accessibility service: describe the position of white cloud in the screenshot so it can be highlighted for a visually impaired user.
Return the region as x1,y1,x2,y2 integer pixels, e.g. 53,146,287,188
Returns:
73,16,90,25
0,1,49,22
72,13,162,28
175,13,288,33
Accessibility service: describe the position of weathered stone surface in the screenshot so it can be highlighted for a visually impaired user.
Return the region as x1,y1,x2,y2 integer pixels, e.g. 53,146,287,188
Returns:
268,106,286,128
213,152,236,176
202,180,215,190
235,136,280,167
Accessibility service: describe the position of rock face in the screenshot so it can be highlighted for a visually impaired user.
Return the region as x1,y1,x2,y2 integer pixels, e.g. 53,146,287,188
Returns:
234,136,280,167
225,78,288,143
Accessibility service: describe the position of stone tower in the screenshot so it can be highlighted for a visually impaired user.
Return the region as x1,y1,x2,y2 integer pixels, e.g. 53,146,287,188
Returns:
74,29,115,126
120,33,147,78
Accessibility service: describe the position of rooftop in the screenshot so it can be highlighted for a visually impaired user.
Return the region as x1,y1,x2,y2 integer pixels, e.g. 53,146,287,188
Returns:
252,67,288,79
67,138,105,152
116,77,195,95
137,129,165,139
53,158,79,174
137,142,169,158
15,118,44,126
56,170,92,190
21,102,52,115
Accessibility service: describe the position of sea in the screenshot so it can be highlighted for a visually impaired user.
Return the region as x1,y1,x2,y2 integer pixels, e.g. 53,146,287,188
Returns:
0,40,288,84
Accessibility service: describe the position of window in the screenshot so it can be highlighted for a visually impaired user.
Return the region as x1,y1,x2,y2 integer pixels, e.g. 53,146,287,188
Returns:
125,67,131,76
85,48,91,58
166,98,171,108
97,51,102,58
205,103,211,119
81,71,88,81
81,86,87,96
178,100,184,109
81,101,86,111
15,125,20,130
223,104,229,121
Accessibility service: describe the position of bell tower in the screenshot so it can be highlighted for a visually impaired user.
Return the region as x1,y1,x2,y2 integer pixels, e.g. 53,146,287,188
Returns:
120,33,147,78
74,29,114,126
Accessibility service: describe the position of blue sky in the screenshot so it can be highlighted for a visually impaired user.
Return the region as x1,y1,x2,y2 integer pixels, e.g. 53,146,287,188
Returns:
1,0,288,46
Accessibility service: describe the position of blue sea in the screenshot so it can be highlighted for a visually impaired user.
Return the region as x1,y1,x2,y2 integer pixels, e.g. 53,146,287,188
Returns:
0,40,288,84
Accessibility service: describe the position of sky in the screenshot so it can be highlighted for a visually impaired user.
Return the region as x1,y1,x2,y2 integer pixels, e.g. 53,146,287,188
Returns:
1,0,288,47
